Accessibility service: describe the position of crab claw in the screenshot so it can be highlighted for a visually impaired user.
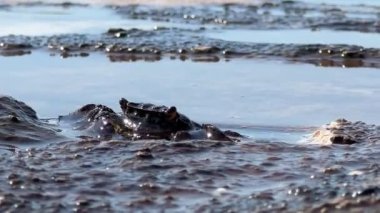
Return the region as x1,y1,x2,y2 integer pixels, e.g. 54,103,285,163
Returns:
119,98,128,112
166,106,177,121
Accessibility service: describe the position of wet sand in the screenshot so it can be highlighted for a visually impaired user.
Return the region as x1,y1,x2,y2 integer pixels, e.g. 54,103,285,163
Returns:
1,135,379,212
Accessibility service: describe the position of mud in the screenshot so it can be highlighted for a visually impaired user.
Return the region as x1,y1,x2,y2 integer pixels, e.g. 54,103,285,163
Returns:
0,96,380,212
113,1,380,32
0,134,379,212
1,1,380,67
1,31,380,68
0,96,60,143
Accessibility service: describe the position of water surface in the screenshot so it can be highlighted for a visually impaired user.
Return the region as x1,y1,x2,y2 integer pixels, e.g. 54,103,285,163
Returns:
0,5,199,36
314,0,380,6
206,29,380,48
1,52,379,129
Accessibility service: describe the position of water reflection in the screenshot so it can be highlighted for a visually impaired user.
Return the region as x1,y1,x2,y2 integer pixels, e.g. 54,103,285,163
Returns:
317,59,364,68
297,58,370,68
0,49,31,56
108,53,162,62
81,53,380,69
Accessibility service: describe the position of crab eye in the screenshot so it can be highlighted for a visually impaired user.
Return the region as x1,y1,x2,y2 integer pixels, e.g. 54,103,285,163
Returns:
165,106,177,121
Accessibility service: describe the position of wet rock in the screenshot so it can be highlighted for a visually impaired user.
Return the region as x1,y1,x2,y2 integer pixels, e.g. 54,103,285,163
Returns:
312,197,380,212
222,49,249,56
0,96,61,142
330,135,356,145
310,119,380,145
0,2,379,68
107,28,127,35
58,103,123,140
177,48,187,54
127,197,156,207
75,198,91,206
323,166,343,174
318,48,335,55
114,2,380,33
59,45,70,52
353,187,380,197
94,42,106,49
106,28,143,38
341,50,365,59
0,32,379,68
191,45,221,54
115,31,128,38
0,42,33,57
135,148,154,159
0,43,32,50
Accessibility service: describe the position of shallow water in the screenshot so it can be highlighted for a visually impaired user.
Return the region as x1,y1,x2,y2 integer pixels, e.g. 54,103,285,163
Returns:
206,29,380,48
0,1,380,212
1,52,380,129
0,5,200,36
0,6,125,36
3,0,380,6
314,0,380,6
